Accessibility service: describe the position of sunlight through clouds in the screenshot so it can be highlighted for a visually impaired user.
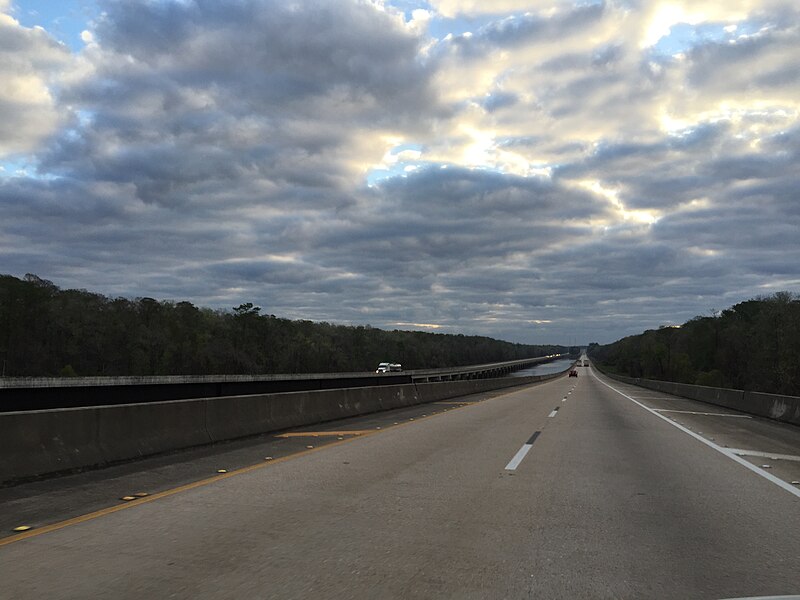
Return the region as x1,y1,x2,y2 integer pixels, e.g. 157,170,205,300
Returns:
1,0,799,343
578,181,660,226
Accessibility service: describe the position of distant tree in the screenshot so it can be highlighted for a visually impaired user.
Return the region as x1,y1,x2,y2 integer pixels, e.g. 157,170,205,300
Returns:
233,302,261,316
0,274,564,377
591,291,800,395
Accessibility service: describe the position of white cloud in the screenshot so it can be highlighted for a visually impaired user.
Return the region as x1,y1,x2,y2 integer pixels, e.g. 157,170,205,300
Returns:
429,0,562,18
0,5,72,156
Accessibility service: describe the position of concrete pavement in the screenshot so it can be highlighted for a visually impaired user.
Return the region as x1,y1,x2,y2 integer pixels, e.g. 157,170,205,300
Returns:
1,370,799,599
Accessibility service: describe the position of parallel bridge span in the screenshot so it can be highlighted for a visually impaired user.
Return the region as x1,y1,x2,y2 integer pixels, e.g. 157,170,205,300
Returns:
0,354,572,412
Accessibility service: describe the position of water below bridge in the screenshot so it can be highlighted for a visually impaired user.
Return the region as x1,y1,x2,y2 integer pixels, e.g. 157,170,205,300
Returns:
509,357,575,377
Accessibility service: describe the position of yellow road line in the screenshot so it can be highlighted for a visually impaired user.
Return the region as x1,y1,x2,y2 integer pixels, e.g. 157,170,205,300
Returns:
0,381,544,548
275,431,373,438
0,435,369,548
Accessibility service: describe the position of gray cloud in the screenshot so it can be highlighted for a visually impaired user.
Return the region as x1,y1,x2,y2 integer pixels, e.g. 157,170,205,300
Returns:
41,0,440,208
1,0,799,345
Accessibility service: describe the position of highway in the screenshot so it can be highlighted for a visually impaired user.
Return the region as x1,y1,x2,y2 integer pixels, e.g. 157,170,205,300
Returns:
1,367,799,599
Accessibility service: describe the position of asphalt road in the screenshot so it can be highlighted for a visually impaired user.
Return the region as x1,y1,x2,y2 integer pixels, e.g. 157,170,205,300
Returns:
2,368,799,599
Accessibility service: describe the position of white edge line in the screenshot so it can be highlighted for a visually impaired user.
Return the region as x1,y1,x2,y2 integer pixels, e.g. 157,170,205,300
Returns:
505,444,532,470
592,371,800,499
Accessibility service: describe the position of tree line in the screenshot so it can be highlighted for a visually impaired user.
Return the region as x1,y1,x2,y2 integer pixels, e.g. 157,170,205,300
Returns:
0,274,565,377
589,292,800,396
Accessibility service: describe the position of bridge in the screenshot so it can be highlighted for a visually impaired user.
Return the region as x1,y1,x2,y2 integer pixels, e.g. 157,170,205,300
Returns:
1,356,799,598
0,354,566,412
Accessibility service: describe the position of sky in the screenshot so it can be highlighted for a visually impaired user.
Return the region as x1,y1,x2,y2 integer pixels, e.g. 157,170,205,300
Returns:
1,0,798,345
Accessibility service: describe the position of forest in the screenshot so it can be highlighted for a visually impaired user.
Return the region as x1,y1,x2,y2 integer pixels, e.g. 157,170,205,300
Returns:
0,274,565,377
589,292,800,396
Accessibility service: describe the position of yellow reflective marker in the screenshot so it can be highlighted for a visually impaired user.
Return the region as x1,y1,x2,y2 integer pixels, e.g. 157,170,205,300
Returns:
306,445,314,449
120,496,136,502
264,456,273,461
133,492,149,498
216,469,227,474
12,526,31,532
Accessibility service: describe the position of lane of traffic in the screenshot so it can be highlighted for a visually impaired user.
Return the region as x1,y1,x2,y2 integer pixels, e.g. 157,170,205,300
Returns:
518,369,800,598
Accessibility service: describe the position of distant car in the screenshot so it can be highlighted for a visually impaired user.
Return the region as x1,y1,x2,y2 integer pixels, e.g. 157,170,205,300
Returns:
569,369,578,377
376,362,402,373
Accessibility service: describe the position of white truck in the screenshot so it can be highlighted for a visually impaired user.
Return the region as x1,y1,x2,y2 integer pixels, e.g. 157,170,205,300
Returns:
375,362,402,373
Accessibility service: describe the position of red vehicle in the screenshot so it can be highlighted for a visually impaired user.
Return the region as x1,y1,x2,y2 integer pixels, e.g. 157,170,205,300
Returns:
569,369,578,377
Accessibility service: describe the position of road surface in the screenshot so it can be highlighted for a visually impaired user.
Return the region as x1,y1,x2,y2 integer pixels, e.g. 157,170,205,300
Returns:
1,368,799,599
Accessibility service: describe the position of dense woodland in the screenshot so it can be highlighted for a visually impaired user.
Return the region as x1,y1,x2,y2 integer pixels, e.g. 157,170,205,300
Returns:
0,274,565,377
589,292,800,396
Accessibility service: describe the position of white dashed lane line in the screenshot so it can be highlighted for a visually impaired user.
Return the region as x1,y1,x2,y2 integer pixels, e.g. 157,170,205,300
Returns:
505,431,541,471
505,383,573,471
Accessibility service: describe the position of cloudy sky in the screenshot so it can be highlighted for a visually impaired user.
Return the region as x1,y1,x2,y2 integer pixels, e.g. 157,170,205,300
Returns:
1,0,798,344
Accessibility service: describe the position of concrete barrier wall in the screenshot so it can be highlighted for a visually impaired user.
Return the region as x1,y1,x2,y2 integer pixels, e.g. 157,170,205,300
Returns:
1,408,103,483
98,400,213,463
744,391,800,424
204,384,423,443
0,369,568,485
415,376,538,403
597,367,800,427
0,400,217,485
